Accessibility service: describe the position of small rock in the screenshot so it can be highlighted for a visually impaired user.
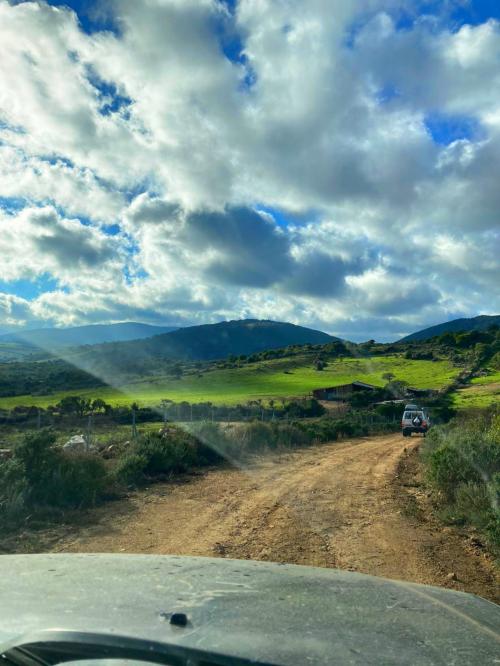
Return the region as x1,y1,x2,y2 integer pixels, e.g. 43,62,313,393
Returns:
63,435,89,454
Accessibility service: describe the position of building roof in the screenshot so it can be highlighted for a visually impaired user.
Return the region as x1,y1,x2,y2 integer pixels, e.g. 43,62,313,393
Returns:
313,380,379,392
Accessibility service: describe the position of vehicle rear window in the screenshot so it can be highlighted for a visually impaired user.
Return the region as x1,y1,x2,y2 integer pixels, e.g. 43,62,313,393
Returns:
403,411,425,419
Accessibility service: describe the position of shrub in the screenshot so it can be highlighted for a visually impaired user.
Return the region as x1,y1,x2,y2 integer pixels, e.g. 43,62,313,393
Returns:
422,410,500,551
0,429,108,512
276,423,311,448
187,421,229,463
426,444,478,502
114,453,148,485
135,431,198,476
241,421,277,452
46,454,108,508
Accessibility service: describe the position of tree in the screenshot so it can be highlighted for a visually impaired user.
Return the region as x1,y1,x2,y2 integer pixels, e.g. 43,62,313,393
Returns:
56,395,90,418
382,372,395,382
91,398,110,414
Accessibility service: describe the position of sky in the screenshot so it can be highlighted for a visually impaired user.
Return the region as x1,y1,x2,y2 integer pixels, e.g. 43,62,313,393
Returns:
0,0,499,342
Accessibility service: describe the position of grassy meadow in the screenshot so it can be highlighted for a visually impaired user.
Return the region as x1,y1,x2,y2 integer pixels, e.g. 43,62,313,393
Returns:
452,369,500,409
0,354,459,409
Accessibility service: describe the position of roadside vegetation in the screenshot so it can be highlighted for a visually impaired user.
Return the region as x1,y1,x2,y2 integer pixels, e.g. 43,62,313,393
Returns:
421,408,500,555
0,408,399,538
1,325,498,410
0,354,459,409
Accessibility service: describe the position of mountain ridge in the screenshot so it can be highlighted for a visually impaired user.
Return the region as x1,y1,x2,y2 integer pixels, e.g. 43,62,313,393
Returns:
70,320,338,377
399,314,500,342
0,322,177,350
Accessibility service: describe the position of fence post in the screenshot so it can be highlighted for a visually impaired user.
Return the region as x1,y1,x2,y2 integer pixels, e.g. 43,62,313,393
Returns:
85,414,93,452
132,409,138,442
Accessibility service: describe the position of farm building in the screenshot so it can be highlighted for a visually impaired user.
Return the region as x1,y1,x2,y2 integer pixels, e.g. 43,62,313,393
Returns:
312,381,378,401
406,387,437,398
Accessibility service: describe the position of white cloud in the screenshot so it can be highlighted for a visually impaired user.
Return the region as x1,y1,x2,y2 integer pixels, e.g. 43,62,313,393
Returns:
0,205,125,284
0,0,498,340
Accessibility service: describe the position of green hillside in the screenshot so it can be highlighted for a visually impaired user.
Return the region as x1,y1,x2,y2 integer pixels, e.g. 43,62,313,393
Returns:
452,369,500,409
0,322,177,357
71,319,336,371
0,354,459,409
400,314,500,342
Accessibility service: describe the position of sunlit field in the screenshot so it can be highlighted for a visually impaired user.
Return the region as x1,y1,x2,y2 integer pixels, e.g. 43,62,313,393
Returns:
452,369,500,409
0,354,459,409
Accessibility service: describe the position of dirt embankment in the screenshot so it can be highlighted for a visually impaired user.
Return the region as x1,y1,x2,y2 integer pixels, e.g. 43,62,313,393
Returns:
13,433,499,603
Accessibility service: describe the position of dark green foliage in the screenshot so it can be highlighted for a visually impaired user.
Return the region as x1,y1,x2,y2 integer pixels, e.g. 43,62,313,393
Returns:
137,431,198,475
241,421,277,451
114,453,149,485
187,421,229,463
56,395,91,417
0,429,108,516
116,430,200,484
422,410,500,551
426,445,479,502
400,315,500,342
283,398,325,418
0,359,103,398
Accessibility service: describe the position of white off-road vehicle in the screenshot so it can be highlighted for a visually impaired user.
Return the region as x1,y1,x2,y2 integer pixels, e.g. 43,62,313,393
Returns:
401,405,431,437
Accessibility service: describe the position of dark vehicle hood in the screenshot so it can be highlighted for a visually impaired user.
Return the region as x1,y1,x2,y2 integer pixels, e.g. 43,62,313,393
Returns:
1,554,498,665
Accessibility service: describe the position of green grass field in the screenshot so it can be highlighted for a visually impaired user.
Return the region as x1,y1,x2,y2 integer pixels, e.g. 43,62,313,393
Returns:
453,369,500,409
470,371,500,385
0,354,460,409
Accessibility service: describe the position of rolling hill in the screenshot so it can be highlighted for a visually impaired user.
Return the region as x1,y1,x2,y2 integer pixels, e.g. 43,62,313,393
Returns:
0,354,459,409
399,315,500,342
0,322,177,351
71,319,337,372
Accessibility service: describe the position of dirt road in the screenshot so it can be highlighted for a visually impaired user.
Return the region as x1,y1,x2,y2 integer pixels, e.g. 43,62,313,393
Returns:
46,434,498,601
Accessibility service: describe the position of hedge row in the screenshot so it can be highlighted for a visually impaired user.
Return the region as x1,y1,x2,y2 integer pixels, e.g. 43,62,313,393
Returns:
421,409,500,552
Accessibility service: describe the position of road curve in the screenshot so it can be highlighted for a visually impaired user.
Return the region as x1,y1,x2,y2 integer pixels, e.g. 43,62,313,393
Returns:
50,433,499,601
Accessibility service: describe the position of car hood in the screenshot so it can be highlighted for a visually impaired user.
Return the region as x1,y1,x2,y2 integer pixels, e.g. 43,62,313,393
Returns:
0,554,498,665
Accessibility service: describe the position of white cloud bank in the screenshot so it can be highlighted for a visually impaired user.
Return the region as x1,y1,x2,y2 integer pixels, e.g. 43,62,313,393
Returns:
0,0,498,340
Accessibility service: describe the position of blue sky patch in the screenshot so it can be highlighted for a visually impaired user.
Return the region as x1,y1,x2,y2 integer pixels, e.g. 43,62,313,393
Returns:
448,0,500,28
394,1,500,32
102,223,122,237
211,4,257,91
85,65,132,117
0,275,59,301
425,113,482,145
256,205,320,229
0,196,28,214
376,84,400,104
45,0,120,35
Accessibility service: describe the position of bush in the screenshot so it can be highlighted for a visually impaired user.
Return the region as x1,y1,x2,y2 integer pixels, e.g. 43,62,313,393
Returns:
276,423,311,448
114,430,201,485
187,421,230,463
114,453,148,485
135,431,198,476
422,410,500,551
46,454,108,508
0,429,108,513
426,444,478,502
241,421,277,452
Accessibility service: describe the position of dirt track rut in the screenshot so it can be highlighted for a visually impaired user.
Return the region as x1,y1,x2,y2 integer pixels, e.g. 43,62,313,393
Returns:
49,434,499,601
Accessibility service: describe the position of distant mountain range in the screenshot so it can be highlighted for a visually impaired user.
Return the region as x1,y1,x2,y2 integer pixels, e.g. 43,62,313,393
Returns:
75,319,337,366
399,315,500,342
0,322,177,350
